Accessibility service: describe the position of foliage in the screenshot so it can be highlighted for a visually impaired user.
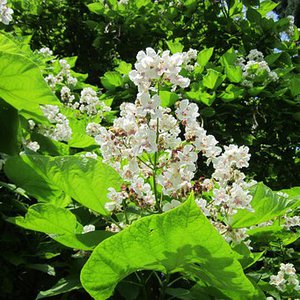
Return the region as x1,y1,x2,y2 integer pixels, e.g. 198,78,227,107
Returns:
0,0,300,299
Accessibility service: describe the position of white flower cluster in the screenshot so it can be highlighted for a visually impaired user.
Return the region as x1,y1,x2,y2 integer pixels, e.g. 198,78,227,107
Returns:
284,215,300,230
24,140,40,152
286,15,295,37
129,47,197,93
38,47,53,57
105,187,128,211
92,48,254,239
270,263,300,292
82,224,95,234
0,0,13,25
238,49,278,87
78,88,111,116
60,85,110,118
40,105,72,141
60,86,75,103
86,122,102,137
212,145,253,215
45,59,78,90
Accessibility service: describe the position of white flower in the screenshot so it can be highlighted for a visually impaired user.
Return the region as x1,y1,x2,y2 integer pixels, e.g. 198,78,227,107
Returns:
0,0,13,25
82,224,95,234
195,198,210,216
175,99,199,124
40,105,72,141
280,263,296,275
25,141,40,152
28,119,36,130
39,47,53,57
284,215,300,230
86,122,102,137
60,86,75,103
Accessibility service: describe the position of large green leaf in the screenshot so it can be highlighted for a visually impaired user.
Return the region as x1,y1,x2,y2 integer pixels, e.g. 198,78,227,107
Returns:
7,203,80,235
0,33,31,55
5,155,123,215
7,203,111,250
4,155,71,207
0,51,60,115
231,183,300,228
81,194,261,300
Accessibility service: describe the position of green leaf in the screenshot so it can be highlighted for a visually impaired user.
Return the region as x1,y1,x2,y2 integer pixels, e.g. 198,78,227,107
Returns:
26,264,55,276
231,183,300,228
159,91,179,107
200,107,215,117
115,61,132,75
280,186,300,198
220,84,244,102
290,76,300,97
4,155,71,207
197,48,214,67
166,39,184,54
186,90,216,106
7,203,111,250
220,48,237,66
229,0,243,16
0,52,60,116
203,69,224,90
247,222,300,245
225,65,242,83
81,194,261,300
257,0,278,17
8,203,81,235
6,155,123,215
36,277,81,300
0,33,30,55
265,53,281,66
248,86,265,96
246,7,262,23
87,2,105,14
101,71,123,90
53,230,113,250
67,117,97,148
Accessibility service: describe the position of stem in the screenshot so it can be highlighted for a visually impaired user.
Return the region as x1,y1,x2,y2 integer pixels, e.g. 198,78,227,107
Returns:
122,199,129,225
137,156,154,170
153,117,162,212
159,273,170,300
167,276,183,287
135,272,149,300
